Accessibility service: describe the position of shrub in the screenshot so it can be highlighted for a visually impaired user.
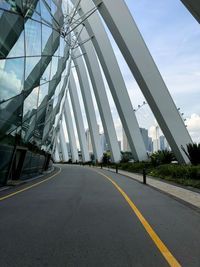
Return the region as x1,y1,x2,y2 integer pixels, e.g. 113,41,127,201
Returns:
150,150,175,166
150,164,200,180
186,143,200,165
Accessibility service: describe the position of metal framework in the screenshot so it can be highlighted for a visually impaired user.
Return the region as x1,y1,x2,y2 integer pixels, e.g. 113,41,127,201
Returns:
0,0,194,173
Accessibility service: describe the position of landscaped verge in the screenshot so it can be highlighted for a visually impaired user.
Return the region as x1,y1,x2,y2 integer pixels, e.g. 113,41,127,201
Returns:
101,162,200,189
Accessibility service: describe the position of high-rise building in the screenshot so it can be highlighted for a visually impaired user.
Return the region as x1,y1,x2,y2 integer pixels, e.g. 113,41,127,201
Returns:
159,135,170,151
100,133,107,154
140,128,149,151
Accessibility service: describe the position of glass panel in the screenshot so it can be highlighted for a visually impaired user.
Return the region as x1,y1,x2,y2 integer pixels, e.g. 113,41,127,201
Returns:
0,95,23,142
38,82,49,106
0,1,10,10
0,58,24,101
52,81,61,108
42,24,52,55
25,19,41,56
25,56,41,80
25,0,41,21
59,37,65,57
0,12,24,59
51,0,57,15
41,60,51,82
0,0,20,12
40,0,52,25
50,56,58,79
7,30,25,58
22,86,39,143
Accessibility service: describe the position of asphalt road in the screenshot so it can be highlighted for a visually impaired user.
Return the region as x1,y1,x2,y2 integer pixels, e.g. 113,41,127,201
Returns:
0,165,200,267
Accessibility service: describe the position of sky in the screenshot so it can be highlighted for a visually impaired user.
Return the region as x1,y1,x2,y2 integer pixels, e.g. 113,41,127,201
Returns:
99,0,200,143
65,0,200,149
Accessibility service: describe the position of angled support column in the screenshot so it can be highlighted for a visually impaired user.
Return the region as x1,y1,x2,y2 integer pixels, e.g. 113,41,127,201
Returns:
180,0,200,23
93,0,192,163
54,136,61,163
59,123,69,162
63,94,79,162
42,57,72,143
78,28,121,162
69,73,90,162
72,50,102,162
73,0,147,161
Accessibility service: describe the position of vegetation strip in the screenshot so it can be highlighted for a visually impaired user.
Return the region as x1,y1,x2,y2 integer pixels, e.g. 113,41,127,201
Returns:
0,168,61,202
95,170,182,267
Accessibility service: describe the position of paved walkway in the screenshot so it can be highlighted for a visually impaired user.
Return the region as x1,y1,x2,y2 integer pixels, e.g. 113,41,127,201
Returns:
99,167,200,209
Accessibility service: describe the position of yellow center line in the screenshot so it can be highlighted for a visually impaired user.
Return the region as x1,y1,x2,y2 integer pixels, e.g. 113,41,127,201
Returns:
95,169,182,267
0,168,61,202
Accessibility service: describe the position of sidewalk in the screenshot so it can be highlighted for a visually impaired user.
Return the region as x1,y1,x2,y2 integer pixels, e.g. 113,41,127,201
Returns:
99,167,200,209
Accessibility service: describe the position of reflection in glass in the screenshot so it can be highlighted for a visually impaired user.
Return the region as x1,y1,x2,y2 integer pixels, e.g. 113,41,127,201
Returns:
25,56,41,80
42,24,52,55
8,30,25,58
22,86,39,143
0,58,24,101
25,19,42,56
50,56,58,79
40,0,52,25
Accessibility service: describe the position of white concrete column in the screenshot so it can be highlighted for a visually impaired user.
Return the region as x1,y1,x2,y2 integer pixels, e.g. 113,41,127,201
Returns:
72,0,147,161
63,94,79,163
72,50,102,162
69,73,90,162
78,28,121,162
54,137,61,163
59,124,69,162
93,0,192,163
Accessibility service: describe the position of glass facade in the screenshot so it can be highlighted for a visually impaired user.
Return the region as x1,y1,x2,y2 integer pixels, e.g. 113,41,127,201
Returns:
0,0,69,184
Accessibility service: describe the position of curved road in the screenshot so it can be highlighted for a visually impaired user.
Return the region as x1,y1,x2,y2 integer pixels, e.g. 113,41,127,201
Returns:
0,165,200,267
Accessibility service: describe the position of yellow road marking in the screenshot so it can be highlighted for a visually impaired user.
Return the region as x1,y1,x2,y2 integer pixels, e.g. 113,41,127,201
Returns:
0,168,61,202
95,170,181,267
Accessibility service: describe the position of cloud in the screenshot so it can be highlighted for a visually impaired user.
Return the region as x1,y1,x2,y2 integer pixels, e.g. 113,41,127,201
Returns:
186,114,200,143
0,69,22,101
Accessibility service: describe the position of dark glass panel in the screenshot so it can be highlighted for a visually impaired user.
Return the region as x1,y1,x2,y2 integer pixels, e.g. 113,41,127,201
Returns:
7,30,25,58
22,86,39,143
0,12,24,59
25,0,41,21
0,95,23,142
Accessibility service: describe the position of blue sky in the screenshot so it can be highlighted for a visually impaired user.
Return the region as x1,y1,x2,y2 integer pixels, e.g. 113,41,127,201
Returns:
109,0,200,142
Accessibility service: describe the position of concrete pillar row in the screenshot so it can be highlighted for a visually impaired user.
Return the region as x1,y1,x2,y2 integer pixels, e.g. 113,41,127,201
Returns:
63,94,79,163
92,0,192,163
69,73,90,162
71,0,147,161
72,50,102,162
